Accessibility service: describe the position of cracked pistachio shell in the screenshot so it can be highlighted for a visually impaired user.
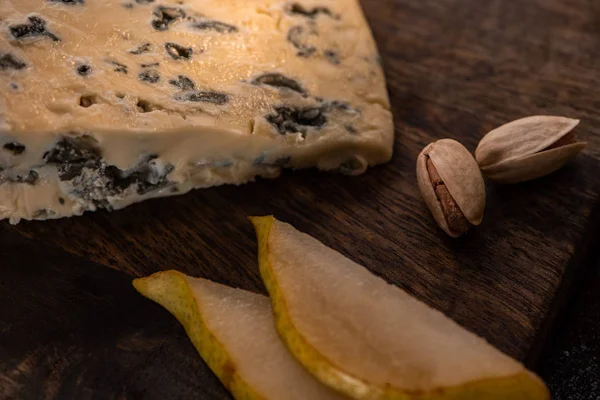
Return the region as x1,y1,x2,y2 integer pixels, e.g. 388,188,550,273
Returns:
475,116,586,183
417,139,486,237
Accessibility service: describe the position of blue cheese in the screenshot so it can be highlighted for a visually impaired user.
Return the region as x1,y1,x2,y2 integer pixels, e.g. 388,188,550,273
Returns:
0,0,393,223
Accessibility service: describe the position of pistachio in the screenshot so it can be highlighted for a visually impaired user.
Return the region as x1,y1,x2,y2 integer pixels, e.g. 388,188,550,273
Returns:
417,139,486,238
475,116,586,183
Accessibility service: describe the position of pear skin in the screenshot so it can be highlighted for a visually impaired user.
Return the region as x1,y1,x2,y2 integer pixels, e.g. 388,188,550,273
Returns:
250,216,550,400
133,271,347,400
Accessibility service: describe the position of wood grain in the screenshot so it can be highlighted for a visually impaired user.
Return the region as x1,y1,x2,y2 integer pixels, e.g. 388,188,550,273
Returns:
2,0,600,398
0,234,232,400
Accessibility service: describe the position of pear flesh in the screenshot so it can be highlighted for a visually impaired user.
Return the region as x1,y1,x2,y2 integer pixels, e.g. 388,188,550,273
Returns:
251,216,549,400
133,271,347,400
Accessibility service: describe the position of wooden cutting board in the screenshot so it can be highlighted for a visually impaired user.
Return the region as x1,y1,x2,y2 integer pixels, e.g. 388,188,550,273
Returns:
1,0,600,398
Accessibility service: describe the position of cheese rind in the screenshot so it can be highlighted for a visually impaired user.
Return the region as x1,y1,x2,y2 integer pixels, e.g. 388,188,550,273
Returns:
0,0,393,223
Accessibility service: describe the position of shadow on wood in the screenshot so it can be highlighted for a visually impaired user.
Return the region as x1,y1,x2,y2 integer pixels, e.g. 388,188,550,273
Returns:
0,234,231,400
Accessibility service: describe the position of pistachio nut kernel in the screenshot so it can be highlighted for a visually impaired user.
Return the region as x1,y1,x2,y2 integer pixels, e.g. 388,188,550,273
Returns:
417,139,486,238
475,116,586,183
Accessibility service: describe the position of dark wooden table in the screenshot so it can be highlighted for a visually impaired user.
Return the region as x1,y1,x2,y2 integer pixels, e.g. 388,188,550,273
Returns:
2,0,600,398
540,251,600,399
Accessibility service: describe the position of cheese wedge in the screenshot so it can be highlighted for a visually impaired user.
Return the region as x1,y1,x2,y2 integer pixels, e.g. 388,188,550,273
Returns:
0,0,393,223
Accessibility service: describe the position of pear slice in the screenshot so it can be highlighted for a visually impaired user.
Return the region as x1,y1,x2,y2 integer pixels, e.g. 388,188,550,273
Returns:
133,271,347,400
250,216,550,400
